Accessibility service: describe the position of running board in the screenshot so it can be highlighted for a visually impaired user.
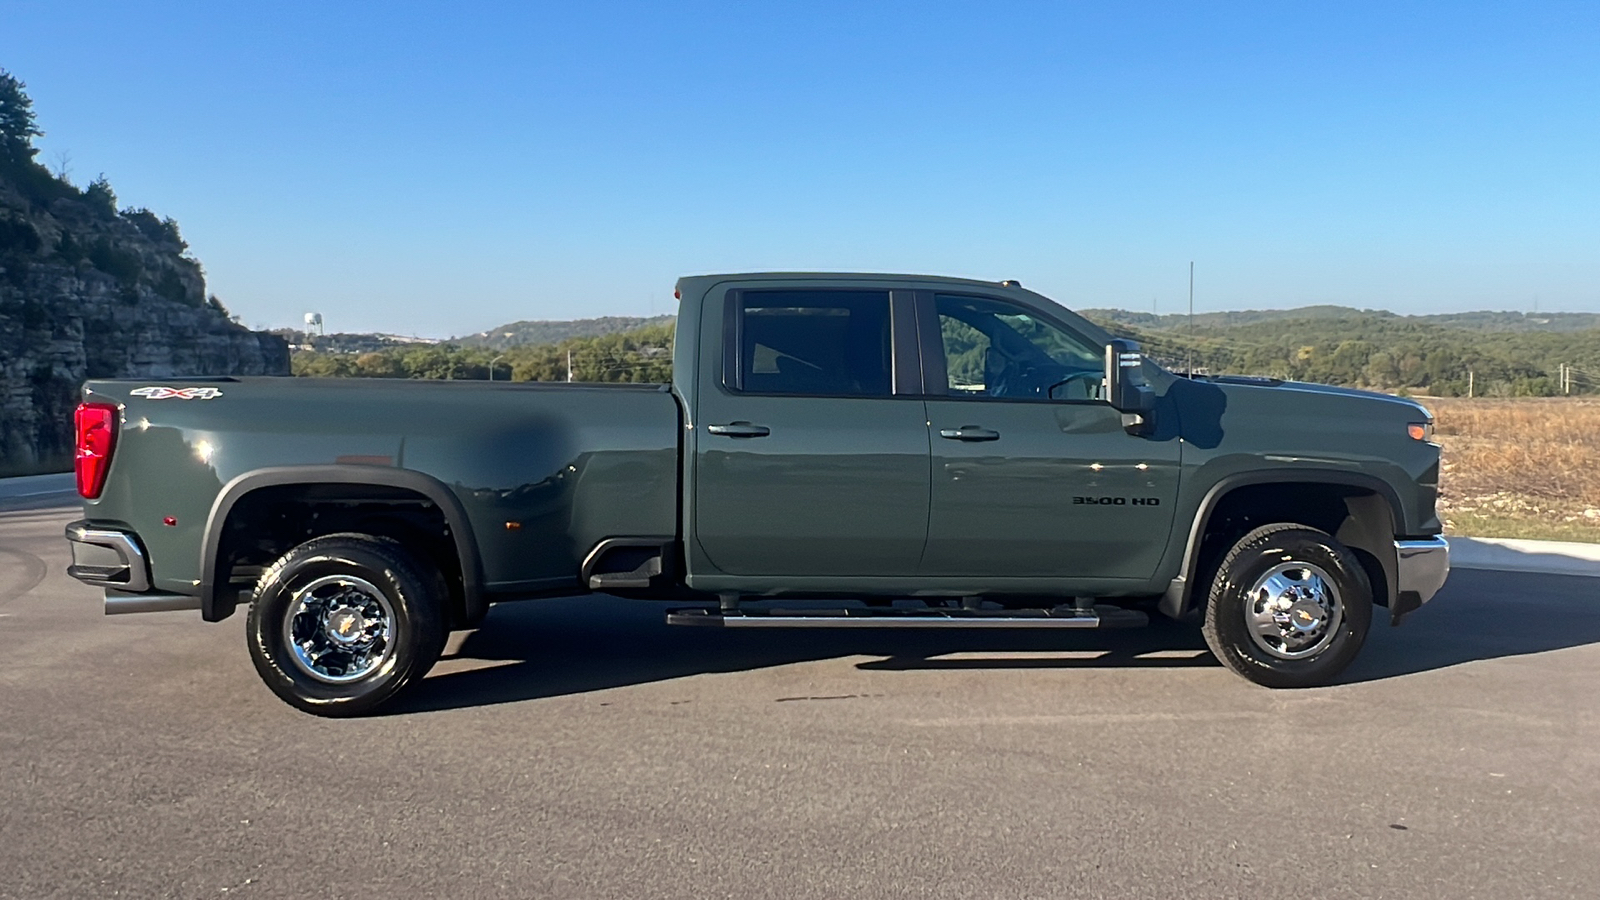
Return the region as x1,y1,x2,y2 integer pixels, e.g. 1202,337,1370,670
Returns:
665,606,1148,630
104,590,202,615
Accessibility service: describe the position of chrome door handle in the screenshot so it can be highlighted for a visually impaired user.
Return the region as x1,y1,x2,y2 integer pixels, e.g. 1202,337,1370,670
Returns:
939,426,1000,442
707,422,771,438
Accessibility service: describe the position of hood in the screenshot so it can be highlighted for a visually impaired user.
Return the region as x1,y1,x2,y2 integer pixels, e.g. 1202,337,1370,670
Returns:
1196,375,1433,418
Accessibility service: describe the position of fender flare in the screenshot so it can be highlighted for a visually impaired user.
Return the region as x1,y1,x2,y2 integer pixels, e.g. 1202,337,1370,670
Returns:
1159,469,1403,619
200,465,485,623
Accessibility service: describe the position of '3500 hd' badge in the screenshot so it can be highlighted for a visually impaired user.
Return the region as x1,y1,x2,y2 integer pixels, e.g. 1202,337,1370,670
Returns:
130,386,224,400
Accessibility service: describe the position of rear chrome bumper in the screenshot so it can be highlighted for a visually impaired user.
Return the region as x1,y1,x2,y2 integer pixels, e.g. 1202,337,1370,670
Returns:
1391,536,1450,624
65,521,152,592
65,521,201,615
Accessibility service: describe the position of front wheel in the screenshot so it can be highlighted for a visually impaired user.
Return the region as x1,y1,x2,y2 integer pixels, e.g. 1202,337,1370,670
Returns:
247,534,446,716
1201,524,1372,688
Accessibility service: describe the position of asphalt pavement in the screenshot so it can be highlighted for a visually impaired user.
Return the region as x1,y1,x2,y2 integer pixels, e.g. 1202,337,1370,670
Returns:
2,502,1598,899
0,472,75,512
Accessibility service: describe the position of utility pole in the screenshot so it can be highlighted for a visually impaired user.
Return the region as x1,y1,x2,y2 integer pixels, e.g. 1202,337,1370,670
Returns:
1468,369,1474,398
1187,262,1195,376
567,350,574,383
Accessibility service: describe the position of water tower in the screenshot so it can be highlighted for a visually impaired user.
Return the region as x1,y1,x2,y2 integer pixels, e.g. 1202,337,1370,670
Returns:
304,312,323,335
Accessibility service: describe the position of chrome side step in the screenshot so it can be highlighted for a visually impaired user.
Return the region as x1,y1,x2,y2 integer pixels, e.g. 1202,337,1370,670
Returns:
665,606,1148,630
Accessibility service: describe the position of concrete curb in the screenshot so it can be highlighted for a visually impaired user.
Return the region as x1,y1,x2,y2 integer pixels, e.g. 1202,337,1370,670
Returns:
1450,536,1600,578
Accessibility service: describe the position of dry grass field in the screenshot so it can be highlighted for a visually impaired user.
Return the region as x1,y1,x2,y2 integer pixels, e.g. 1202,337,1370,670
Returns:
1426,397,1600,542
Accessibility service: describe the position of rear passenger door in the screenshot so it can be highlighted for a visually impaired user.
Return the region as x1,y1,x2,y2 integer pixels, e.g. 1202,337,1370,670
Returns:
692,287,931,578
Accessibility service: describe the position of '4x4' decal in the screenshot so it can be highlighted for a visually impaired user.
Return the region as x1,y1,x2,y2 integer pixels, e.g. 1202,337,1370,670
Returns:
129,386,224,400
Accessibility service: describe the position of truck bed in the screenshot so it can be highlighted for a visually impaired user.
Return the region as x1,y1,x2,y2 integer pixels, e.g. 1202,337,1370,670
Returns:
80,377,682,598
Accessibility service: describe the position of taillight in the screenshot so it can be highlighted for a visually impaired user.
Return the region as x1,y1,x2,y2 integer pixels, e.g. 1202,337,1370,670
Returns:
75,402,119,499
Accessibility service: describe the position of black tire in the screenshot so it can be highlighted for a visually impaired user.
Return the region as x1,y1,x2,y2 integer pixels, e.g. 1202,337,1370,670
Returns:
247,534,446,717
1200,523,1372,688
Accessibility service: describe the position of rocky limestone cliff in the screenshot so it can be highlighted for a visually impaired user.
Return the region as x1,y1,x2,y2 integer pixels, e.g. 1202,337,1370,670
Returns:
0,173,288,475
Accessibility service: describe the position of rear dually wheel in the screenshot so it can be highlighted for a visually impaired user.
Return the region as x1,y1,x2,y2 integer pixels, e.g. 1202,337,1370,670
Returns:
247,534,445,717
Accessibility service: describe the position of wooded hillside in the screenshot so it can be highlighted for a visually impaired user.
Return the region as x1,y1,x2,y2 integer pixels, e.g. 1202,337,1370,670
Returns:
293,304,1600,397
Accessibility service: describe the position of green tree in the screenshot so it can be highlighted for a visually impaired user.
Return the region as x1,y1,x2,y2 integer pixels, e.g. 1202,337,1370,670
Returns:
0,68,42,166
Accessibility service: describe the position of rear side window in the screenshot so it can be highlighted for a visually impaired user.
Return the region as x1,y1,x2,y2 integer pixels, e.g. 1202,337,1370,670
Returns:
729,290,892,397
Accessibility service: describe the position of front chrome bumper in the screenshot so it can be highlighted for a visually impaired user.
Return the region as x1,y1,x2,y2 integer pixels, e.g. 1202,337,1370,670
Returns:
65,521,201,615
1391,536,1450,624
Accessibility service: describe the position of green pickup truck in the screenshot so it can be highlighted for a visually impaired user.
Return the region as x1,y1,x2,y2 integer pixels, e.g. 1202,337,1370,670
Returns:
65,273,1449,716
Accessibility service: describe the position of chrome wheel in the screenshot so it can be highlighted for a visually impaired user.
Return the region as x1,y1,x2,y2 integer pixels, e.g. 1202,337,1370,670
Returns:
1243,561,1343,660
282,575,396,683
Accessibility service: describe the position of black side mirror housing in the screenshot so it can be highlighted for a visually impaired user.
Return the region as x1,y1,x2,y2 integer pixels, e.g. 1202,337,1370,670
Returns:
1104,338,1156,433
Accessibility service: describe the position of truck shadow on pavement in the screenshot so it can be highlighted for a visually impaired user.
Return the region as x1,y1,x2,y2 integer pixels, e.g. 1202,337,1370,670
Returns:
396,567,1600,713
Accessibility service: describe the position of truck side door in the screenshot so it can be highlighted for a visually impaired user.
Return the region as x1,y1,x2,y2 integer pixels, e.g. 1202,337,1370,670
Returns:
690,286,930,578
919,292,1180,581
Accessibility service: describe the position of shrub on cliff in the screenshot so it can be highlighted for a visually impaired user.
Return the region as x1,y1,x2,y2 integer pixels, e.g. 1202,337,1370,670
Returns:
122,207,187,250
0,214,42,256
86,236,143,284
83,175,118,218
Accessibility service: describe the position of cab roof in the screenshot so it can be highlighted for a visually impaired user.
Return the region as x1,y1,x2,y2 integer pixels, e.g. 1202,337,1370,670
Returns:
671,272,1110,346
675,271,1025,291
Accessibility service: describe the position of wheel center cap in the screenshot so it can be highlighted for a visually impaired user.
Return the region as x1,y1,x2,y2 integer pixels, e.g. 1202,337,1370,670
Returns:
1286,600,1326,634
324,608,366,644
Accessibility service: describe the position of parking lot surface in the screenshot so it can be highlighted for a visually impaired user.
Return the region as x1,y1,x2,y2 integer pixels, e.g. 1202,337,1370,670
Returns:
2,504,1597,899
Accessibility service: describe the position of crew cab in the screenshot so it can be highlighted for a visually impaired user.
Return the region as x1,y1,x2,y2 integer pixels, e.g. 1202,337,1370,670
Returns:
66,273,1449,715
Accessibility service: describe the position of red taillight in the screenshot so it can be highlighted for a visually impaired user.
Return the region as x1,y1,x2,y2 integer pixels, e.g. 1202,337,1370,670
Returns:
75,402,119,499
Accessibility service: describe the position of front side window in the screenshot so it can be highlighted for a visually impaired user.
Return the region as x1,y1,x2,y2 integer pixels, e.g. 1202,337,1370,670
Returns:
936,294,1103,401
732,290,892,396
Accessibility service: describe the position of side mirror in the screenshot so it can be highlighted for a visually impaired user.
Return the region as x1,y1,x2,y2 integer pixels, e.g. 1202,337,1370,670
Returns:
1104,338,1155,434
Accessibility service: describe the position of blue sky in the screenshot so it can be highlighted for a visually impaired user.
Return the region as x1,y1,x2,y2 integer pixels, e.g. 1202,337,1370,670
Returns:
3,1,1596,335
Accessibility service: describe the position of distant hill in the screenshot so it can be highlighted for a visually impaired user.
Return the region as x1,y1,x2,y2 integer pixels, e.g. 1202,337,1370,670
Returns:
1084,306,1600,334
1083,305,1378,330
454,315,675,350
1078,306,1600,398
290,299,1600,399
1413,311,1600,333
268,329,440,354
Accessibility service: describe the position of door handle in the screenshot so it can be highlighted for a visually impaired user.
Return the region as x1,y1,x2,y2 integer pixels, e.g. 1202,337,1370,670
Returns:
939,426,1000,442
707,422,771,438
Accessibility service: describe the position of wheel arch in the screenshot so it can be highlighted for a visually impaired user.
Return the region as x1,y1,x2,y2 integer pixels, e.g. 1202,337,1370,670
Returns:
1160,470,1401,620
201,465,485,625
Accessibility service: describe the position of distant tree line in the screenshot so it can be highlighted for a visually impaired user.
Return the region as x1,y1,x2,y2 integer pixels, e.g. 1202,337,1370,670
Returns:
1092,312,1600,397
293,309,1599,397
293,322,675,383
